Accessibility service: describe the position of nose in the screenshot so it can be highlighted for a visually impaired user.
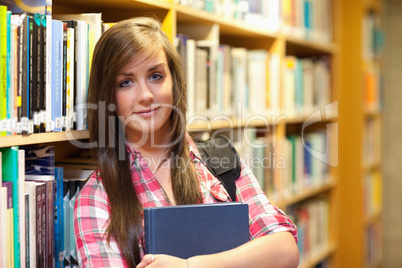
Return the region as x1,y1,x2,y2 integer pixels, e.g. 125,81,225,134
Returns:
137,81,154,103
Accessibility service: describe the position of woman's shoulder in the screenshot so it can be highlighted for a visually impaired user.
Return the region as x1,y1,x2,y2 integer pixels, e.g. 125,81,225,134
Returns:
76,171,109,205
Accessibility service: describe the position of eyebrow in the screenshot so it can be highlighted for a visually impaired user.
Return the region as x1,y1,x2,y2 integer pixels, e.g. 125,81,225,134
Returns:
118,63,166,77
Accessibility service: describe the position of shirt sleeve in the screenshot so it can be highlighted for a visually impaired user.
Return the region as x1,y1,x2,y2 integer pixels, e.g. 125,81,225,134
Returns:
235,161,298,242
74,173,130,268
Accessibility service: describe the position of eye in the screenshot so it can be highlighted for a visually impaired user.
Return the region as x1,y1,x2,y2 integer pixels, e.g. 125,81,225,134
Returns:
118,79,133,88
149,73,163,81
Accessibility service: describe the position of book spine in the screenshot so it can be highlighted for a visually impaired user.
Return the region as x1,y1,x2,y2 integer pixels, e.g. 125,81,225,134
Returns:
21,15,29,135
45,15,52,132
37,183,46,268
1,146,20,267
18,149,26,268
52,19,63,132
54,167,65,268
6,10,13,135
39,14,46,133
1,187,9,268
45,180,54,268
62,22,67,131
0,6,7,136
63,180,70,268
25,181,36,268
2,181,15,267
24,193,29,268
28,15,35,134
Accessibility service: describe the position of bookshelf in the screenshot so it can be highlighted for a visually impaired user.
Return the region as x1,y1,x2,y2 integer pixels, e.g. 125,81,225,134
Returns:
338,0,384,267
0,0,348,267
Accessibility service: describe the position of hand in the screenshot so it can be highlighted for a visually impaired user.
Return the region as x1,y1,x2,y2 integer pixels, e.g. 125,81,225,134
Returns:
136,254,188,268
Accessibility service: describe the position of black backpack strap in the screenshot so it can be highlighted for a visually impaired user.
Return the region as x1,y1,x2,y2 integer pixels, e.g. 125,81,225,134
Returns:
195,135,241,201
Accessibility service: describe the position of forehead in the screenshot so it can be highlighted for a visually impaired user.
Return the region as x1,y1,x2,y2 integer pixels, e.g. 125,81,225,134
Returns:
120,49,168,73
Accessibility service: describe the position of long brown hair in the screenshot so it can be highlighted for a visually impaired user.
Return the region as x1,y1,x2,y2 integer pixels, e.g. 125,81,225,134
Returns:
87,17,201,266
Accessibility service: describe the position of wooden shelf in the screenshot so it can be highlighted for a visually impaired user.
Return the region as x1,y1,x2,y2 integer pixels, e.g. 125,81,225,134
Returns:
175,4,277,40
0,130,90,148
298,242,337,268
53,0,171,10
276,180,336,208
285,36,338,56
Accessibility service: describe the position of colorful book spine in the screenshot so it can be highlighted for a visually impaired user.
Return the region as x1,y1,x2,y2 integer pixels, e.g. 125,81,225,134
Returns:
0,5,7,136
52,19,63,132
6,10,13,135
1,146,20,267
54,167,65,268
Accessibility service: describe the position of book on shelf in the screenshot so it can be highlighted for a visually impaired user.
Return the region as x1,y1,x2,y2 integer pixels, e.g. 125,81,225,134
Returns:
2,181,14,268
25,180,36,268
0,182,8,267
144,202,249,259
287,197,329,263
281,0,332,44
51,19,63,132
54,166,65,268
1,146,21,267
0,5,7,136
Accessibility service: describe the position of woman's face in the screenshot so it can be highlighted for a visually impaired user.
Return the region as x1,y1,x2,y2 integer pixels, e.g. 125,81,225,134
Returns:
114,49,174,142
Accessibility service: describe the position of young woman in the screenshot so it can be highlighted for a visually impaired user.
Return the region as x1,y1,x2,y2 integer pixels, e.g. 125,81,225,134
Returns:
74,17,299,268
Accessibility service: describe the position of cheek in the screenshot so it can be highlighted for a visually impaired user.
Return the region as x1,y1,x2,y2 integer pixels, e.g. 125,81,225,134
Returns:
115,90,132,115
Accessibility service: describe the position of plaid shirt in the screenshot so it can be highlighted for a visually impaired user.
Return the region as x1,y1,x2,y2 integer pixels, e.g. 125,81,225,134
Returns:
74,135,297,267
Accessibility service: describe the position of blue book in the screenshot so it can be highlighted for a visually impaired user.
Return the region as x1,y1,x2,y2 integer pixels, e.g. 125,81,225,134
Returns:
54,167,65,268
52,19,63,132
144,202,249,259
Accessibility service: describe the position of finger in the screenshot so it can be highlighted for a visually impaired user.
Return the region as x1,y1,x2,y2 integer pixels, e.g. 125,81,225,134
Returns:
136,254,154,268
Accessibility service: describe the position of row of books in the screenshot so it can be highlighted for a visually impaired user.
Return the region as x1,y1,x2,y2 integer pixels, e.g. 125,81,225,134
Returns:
363,62,382,111
282,55,331,117
363,171,382,219
176,33,283,120
197,127,331,203
364,221,382,267
0,145,93,268
177,32,332,120
287,197,329,264
362,11,384,61
363,117,382,168
178,0,333,44
0,4,103,136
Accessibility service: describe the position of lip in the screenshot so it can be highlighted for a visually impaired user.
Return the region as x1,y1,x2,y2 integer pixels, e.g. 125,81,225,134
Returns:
134,107,160,118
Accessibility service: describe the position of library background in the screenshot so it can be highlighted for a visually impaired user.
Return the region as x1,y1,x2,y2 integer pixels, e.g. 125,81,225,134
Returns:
0,0,401,267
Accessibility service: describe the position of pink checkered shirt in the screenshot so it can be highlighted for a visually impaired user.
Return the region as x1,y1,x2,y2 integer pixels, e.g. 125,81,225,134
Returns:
74,135,297,267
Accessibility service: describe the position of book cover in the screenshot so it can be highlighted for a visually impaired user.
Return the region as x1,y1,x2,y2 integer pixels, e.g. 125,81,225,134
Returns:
144,202,249,259
1,146,20,267
2,181,15,268
22,144,55,175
